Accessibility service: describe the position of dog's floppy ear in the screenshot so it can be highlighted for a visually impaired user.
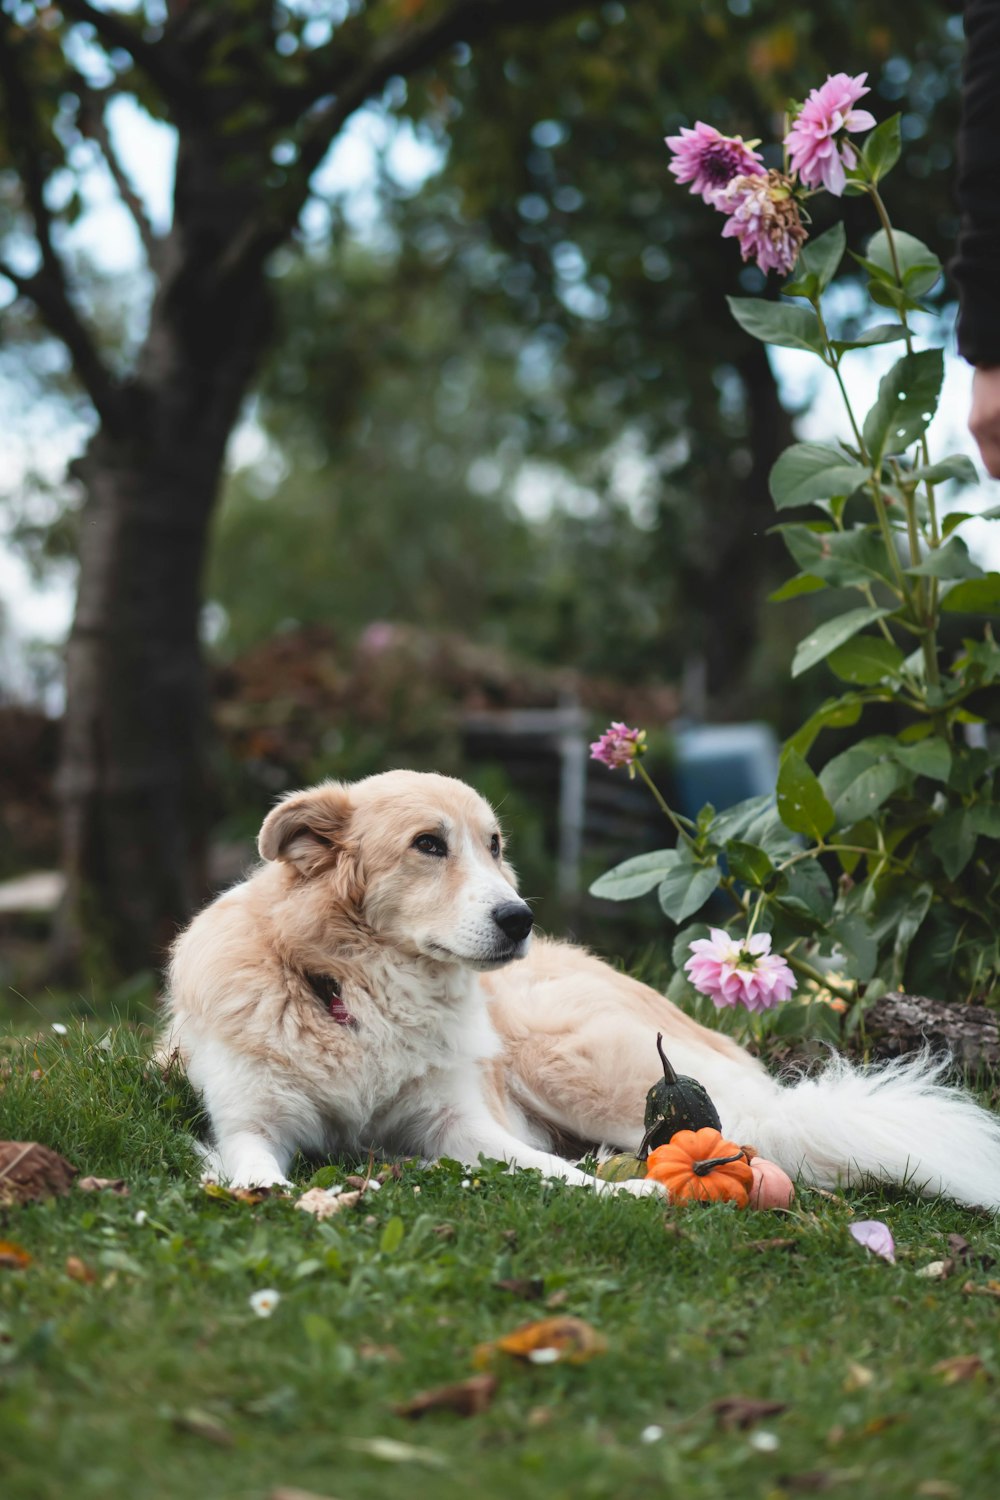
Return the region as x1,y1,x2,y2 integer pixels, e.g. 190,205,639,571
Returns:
258,782,354,878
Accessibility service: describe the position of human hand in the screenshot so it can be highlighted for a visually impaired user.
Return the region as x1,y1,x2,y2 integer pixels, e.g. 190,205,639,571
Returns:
969,366,1000,478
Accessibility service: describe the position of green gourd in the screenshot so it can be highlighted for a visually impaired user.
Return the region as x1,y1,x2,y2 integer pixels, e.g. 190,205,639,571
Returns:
638,1032,722,1158
595,1153,647,1182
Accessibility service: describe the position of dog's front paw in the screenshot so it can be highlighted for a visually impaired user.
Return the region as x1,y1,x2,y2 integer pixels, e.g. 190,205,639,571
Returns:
614,1177,668,1199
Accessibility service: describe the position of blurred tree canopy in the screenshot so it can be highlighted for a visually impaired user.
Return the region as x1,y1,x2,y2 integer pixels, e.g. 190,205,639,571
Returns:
0,0,964,977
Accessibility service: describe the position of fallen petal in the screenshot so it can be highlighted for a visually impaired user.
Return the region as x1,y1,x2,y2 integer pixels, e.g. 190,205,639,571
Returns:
394,1374,497,1419
849,1219,895,1263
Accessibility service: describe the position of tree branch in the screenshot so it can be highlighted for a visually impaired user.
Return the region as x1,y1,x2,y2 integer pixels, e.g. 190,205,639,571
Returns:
75,79,161,267
221,0,588,277
56,0,179,96
0,16,124,429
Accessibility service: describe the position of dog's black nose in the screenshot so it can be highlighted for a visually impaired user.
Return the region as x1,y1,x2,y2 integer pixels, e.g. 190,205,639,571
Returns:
492,901,534,943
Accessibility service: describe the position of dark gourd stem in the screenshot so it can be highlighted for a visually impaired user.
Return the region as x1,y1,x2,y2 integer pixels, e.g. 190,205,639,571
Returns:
656,1032,678,1086
692,1151,747,1177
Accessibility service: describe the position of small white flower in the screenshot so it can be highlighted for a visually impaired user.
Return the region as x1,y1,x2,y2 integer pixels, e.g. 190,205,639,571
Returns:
249,1288,281,1318
133,1210,148,1226
460,1178,471,1188
97,1032,113,1052
51,1022,68,1036
527,1347,560,1365
640,1425,665,1444
412,1185,421,1195
750,1430,780,1453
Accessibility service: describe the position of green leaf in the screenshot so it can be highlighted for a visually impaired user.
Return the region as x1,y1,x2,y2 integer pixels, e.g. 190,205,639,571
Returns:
861,114,902,182
893,739,952,782
829,760,909,826
792,606,893,678
769,443,868,510
769,573,827,602
380,1217,405,1254
776,747,836,839
589,849,681,901
783,223,845,298
726,297,825,354
941,573,1000,613
827,636,905,685
892,884,934,986
968,804,1000,839
904,455,978,487
831,324,909,354
865,229,942,295
779,525,897,589
905,536,984,581
867,280,931,314
861,349,944,464
929,809,978,881
724,839,774,888
828,914,878,984
786,694,863,757
777,860,834,922
657,861,721,923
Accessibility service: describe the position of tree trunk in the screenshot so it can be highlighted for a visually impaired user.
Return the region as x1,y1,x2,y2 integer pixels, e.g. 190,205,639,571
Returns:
54,130,273,978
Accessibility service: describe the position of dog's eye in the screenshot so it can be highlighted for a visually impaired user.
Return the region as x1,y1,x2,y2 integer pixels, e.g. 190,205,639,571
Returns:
490,833,501,859
413,833,447,857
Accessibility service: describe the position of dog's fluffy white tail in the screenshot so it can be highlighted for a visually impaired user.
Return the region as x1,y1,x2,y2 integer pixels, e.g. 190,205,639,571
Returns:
724,1053,1000,1211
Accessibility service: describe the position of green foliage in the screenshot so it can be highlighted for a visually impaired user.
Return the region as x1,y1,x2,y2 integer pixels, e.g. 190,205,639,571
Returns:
589,85,1000,1004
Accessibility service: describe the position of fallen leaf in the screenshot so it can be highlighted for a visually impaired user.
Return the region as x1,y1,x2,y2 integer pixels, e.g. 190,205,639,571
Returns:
171,1408,233,1447
65,1255,96,1284
916,1483,961,1499
848,1219,895,1264
295,1187,362,1220
346,1437,448,1467
203,1182,281,1205
493,1277,544,1300
843,1362,874,1392
961,1279,1000,1301
474,1315,606,1368
662,1220,689,1240
0,1240,32,1270
0,1141,76,1206
915,1259,955,1281
810,1188,847,1205
78,1176,129,1197
526,1405,552,1427
545,1289,569,1309
747,1237,799,1253
930,1354,990,1385
861,1413,905,1436
270,1490,339,1500
432,1224,456,1241
394,1373,497,1419
709,1395,789,1432
948,1233,995,1270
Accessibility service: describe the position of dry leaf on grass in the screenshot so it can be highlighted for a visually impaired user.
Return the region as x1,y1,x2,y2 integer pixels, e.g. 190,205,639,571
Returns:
346,1437,448,1467
270,1490,340,1500
948,1234,995,1270
493,1277,544,1300
295,1187,362,1220
843,1362,874,1392
0,1141,77,1206
0,1240,32,1270
203,1182,284,1205
709,1395,789,1431
474,1315,607,1368
915,1259,955,1280
65,1255,96,1284
171,1408,233,1448
747,1237,800,1254
930,1354,990,1385
394,1373,497,1419
961,1279,1000,1301
78,1176,129,1197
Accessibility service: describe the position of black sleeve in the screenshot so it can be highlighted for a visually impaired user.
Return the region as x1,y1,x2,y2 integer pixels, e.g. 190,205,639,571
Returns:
953,0,1000,366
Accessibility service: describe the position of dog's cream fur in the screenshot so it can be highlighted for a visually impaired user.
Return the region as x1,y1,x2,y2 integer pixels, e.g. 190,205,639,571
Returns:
164,770,1000,1210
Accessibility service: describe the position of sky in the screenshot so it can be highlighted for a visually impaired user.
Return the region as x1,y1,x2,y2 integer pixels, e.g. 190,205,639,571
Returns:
1,80,998,702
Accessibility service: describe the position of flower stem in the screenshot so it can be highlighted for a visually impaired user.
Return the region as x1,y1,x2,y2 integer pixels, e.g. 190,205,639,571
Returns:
634,759,699,853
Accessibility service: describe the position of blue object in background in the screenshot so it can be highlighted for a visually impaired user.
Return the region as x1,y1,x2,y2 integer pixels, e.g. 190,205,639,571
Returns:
672,723,780,821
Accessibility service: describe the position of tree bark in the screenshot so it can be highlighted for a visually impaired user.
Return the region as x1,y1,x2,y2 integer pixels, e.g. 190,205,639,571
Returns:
53,129,272,978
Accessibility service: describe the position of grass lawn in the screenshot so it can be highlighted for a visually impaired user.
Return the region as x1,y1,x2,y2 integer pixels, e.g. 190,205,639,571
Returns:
2,1022,999,1500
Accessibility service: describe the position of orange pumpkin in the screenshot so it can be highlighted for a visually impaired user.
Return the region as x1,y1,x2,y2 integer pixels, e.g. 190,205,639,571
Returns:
645,1128,753,1206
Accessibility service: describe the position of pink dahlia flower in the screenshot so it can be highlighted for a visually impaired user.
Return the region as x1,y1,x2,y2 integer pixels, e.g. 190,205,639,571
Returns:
719,170,807,277
784,72,877,196
684,928,797,1012
665,122,765,209
589,721,647,776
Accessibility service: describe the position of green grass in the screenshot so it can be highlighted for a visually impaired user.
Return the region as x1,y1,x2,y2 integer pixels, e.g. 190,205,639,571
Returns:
2,1024,1000,1500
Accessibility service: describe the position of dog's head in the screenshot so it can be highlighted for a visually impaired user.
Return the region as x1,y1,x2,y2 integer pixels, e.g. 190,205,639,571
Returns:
257,770,533,970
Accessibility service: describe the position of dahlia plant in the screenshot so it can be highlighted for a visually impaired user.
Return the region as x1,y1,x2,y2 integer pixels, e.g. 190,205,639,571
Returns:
590,76,1000,1014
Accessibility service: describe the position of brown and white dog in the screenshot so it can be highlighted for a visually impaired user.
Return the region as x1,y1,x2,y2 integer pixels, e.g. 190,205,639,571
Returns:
164,770,1000,1209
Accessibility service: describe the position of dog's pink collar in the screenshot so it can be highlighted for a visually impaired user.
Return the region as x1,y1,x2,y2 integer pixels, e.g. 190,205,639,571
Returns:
305,971,357,1027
